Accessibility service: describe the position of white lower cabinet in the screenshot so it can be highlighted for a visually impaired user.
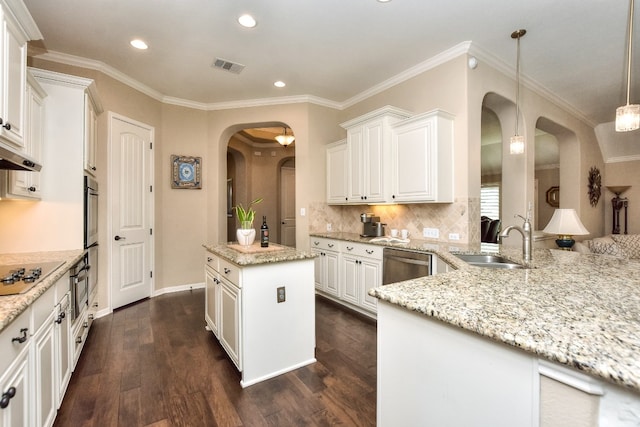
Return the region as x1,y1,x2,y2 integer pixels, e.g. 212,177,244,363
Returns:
311,237,382,316
310,238,340,297
204,250,316,388
0,350,29,427
340,242,382,313
0,267,90,427
219,278,241,369
0,308,31,427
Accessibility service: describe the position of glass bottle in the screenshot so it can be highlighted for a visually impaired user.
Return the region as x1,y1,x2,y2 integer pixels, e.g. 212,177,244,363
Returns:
260,216,269,247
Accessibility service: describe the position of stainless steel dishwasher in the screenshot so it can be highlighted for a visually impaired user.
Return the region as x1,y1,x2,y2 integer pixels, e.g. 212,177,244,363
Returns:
383,247,432,285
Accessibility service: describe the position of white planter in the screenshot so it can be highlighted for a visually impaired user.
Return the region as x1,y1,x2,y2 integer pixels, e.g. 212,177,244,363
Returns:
237,228,256,246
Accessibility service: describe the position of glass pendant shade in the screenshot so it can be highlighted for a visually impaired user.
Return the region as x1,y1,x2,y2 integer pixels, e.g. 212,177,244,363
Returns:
510,135,525,155
615,104,640,131
616,0,638,132
275,127,295,146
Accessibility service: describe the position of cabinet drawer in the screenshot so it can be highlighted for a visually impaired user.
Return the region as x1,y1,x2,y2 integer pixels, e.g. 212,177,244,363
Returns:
0,309,31,374
205,252,218,271
341,242,383,260
218,258,240,287
310,237,339,252
32,284,56,334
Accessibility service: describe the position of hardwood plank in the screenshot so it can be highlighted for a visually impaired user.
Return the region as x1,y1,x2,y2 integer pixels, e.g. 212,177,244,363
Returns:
55,290,377,426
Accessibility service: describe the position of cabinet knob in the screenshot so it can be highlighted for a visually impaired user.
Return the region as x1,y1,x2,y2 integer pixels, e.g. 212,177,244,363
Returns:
76,337,82,345
28,186,36,192
0,387,16,409
207,257,213,262
11,328,28,344
0,120,11,130
55,312,65,324
114,235,126,241
91,166,97,171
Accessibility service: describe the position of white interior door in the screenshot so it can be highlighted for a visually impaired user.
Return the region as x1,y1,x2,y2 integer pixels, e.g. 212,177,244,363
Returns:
280,165,296,247
110,114,153,309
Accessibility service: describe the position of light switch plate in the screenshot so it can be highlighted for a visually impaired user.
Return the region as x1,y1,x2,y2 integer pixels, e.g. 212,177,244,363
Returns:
423,228,439,238
449,233,460,241
277,286,286,303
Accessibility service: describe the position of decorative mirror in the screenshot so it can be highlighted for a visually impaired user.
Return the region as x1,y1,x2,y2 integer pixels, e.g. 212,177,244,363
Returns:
546,186,560,207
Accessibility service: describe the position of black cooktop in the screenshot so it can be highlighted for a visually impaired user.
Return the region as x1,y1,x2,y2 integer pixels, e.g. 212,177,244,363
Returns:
0,261,65,296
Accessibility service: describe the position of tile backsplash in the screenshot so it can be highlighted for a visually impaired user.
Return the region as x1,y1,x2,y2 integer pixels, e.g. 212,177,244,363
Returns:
309,198,480,243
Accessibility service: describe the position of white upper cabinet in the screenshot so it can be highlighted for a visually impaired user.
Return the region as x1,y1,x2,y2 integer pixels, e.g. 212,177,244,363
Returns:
1,71,46,199
339,106,412,205
83,92,100,175
390,110,454,203
0,0,42,151
326,139,348,204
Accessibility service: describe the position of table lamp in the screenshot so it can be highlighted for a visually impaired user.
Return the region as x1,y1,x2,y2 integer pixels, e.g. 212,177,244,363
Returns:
542,209,589,250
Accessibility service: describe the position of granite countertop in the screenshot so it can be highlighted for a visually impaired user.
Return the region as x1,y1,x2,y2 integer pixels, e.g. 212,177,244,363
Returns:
313,232,640,392
203,242,316,266
0,250,85,333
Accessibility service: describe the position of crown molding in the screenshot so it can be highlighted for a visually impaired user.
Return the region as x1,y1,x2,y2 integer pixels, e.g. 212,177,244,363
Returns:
32,44,597,127
605,154,640,163
468,43,596,128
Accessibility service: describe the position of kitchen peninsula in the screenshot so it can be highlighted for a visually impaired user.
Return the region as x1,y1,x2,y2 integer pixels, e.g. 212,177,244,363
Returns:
202,242,316,388
371,249,640,426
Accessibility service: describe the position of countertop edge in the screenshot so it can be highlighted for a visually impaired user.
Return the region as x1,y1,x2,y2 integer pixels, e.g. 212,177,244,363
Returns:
0,249,85,333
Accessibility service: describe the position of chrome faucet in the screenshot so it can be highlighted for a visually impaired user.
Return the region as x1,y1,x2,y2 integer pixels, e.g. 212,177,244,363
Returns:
499,212,533,263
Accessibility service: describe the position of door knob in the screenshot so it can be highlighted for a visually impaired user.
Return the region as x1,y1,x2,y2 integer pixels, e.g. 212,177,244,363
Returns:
114,235,126,241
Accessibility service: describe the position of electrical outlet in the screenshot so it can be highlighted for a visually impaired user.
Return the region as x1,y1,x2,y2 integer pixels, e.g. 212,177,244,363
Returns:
326,223,332,231
277,286,286,303
423,228,439,239
449,233,460,241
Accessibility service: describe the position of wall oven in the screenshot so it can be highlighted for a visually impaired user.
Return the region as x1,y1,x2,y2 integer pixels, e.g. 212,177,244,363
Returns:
84,175,99,249
69,253,90,323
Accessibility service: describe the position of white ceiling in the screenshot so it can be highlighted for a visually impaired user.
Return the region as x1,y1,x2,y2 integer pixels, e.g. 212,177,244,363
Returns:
23,0,639,129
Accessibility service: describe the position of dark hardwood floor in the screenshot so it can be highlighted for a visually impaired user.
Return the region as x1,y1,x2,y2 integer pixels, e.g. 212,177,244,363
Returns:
53,290,377,426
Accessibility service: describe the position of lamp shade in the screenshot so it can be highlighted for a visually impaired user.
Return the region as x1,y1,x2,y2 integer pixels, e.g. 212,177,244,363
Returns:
542,209,589,236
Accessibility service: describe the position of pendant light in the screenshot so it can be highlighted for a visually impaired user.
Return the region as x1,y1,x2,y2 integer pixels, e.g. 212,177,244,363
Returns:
616,0,639,132
275,127,295,147
510,29,526,155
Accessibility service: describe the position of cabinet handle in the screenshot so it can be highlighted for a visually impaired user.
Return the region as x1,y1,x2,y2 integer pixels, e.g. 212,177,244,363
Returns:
207,257,213,262
11,328,28,344
88,314,94,321
224,268,231,274
91,166,97,171
0,387,16,409
1,122,11,131
313,241,319,246
328,243,334,248
114,235,126,241
93,302,99,308
55,312,66,324
28,186,36,192
76,337,82,345
346,246,354,251
366,249,374,254
83,321,89,328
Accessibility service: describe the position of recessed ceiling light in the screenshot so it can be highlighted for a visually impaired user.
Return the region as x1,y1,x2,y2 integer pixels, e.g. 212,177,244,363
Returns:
238,14,257,28
377,0,392,2
130,39,148,50
274,81,286,88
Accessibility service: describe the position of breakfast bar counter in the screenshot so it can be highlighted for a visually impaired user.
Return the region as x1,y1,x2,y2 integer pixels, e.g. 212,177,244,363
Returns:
370,248,640,426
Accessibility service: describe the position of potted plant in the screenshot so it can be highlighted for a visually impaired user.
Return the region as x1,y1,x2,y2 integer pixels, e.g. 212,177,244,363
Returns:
233,197,262,246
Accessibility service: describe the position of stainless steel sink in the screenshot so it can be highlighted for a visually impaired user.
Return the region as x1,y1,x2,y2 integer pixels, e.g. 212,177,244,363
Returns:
453,254,523,269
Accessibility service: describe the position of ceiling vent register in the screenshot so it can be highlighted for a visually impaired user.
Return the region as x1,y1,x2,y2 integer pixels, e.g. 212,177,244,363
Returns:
212,58,246,74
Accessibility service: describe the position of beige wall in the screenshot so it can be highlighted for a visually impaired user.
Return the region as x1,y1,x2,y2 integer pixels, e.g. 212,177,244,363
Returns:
8,50,613,311
468,54,606,241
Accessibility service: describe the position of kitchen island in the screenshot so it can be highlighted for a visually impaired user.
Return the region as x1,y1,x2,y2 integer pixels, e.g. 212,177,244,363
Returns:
371,249,640,426
203,242,316,388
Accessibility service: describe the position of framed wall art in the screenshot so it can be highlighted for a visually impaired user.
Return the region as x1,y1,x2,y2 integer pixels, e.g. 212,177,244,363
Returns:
171,155,202,189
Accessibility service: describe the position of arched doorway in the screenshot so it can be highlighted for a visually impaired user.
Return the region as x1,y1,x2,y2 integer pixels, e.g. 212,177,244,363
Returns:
225,125,296,245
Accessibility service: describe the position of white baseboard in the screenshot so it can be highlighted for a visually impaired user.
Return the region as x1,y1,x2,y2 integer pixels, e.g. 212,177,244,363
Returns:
152,281,205,297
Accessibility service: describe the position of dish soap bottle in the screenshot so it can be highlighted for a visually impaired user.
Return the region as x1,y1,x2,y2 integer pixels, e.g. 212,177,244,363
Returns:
260,216,269,247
